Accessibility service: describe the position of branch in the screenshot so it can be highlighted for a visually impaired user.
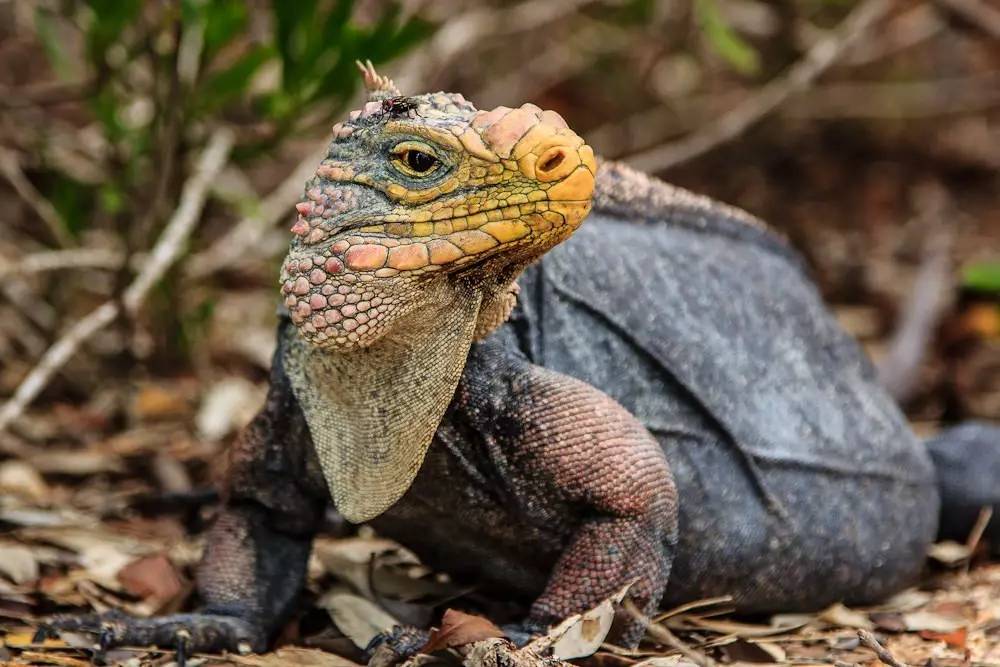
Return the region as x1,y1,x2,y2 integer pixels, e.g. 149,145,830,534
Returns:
184,142,325,279
0,147,75,248
877,185,955,404
0,129,234,433
626,0,893,173
0,248,124,278
935,0,1000,39
858,630,909,667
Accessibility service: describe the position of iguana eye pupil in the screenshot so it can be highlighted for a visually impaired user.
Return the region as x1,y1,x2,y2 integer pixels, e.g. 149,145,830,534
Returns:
405,150,437,173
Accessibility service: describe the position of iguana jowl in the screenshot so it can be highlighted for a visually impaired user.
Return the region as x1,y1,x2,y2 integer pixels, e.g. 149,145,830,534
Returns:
43,62,1000,663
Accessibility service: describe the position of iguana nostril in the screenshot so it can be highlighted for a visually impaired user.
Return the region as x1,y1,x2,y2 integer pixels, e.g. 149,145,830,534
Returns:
538,150,565,173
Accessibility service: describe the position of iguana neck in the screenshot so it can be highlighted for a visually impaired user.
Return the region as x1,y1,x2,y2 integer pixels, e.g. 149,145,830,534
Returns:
282,282,485,523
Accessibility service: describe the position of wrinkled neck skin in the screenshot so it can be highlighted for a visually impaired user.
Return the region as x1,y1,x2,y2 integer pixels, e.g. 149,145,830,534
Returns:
282,278,487,523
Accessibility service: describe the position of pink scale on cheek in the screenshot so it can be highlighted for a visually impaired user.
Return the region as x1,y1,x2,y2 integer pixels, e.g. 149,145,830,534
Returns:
309,269,327,284
325,310,343,325
293,277,310,295
332,240,350,254
325,257,344,274
328,293,346,306
309,294,327,310
312,314,328,329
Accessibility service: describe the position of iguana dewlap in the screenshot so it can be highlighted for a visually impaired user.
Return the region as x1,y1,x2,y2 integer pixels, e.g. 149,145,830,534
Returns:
42,62,1000,664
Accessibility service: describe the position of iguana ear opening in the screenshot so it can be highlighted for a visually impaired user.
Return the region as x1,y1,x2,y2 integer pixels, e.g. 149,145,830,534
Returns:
356,59,401,101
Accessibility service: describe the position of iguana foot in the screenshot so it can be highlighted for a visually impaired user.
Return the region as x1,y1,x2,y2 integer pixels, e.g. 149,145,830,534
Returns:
365,625,431,667
37,610,264,666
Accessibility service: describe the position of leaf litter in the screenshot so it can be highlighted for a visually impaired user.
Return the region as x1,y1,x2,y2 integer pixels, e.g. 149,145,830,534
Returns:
1,381,999,666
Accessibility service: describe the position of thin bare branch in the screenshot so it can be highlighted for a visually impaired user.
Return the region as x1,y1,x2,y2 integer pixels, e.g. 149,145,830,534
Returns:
0,129,234,433
878,184,957,403
0,147,75,248
184,143,325,280
626,0,893,173
935,0,1000,39
858,629,909,667
624,599,715,667
0,248,124,278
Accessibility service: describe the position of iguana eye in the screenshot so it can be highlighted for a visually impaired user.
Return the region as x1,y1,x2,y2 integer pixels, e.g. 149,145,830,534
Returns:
390,141,441,177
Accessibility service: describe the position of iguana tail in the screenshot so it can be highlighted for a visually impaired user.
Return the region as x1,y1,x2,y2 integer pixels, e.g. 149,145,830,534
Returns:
925,422,1000,554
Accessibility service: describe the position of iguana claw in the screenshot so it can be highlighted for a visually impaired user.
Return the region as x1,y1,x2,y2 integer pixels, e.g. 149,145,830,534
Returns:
39,610,264,665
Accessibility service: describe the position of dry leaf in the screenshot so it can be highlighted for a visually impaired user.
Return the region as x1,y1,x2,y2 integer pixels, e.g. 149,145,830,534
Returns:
27,448,123,475
540,584,630,660
421,609,504,653
117,553,186,605
14,650,90,666
818,602,874,629
321,590,399,649
902,610,967,633
228,647,363,666
918,627,968,649
133,384,192,421
313,536,417,597
678,616,805,638
196,378,265,441
720,638,786,663
0,460,49,504
0,542,39,584
928,541,973,565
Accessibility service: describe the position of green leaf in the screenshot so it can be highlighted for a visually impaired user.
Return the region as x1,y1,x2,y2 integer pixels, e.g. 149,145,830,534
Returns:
197,45,276,114
82,0,143,63
695,0,761,76
962,262,1000,293
34,8,71,79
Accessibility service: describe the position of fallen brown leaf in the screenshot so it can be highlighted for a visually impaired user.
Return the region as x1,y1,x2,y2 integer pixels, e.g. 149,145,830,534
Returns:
918,627,968,649
421,609,504,653
116,553,186,606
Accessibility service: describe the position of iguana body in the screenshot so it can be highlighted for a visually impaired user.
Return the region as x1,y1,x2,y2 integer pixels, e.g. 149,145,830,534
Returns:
45,66,1000,663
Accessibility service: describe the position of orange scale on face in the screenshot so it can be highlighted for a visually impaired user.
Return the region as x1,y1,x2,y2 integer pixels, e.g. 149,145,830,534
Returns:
345,244,388,271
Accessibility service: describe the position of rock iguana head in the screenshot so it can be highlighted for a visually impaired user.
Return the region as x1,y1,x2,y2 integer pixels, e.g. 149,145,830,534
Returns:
280,61,595,350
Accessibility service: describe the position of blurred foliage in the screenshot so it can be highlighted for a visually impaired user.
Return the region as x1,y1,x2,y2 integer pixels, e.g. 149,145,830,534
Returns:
963,263,1000,295
33,0,432,242
694,0,760,76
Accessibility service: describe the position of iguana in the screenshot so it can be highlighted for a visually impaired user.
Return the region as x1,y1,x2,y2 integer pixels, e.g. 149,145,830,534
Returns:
42,62,1000,665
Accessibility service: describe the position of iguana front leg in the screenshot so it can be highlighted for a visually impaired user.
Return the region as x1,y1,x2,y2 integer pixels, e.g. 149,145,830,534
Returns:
507,363,679,644
42,357,325,660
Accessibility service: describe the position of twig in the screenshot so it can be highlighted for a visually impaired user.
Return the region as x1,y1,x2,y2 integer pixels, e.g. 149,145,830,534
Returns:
624,599,714,667
878,184,955,404
935,0,1000,39
0,248,124,278
858,629,909,667
184,142,324,279
963,506,994,573
0,147,75,247
393,0,608,93
626,0,893,173
0,129,234,433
